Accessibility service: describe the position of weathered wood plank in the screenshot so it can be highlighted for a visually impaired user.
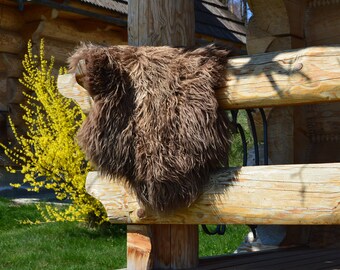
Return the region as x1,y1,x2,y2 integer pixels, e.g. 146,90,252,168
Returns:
57,46,340,112
128,0,195,47
198,248,340,269
86,163,340,225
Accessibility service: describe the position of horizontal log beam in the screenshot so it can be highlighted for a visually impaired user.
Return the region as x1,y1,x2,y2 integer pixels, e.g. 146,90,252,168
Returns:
86,162,340,225
32,19,126,45
0,29,24,54
217,46,340,109
57,73,93,114
57,46,340,111
0,53,23,77
0,5,24,31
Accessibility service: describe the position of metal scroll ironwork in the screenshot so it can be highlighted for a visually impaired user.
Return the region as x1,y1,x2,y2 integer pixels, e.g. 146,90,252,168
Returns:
202,108,268,236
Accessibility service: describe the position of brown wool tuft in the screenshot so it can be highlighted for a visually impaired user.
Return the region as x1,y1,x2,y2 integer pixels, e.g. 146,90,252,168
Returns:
69,44,232,211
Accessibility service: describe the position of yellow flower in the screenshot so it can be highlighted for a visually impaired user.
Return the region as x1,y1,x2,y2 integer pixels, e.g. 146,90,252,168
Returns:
0,40,107,224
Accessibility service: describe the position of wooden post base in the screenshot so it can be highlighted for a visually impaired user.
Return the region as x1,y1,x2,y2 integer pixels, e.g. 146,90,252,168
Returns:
127,225,198,270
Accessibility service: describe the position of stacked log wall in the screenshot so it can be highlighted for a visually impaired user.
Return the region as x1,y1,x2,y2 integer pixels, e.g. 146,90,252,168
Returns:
0,1,128,161
0,4,25,148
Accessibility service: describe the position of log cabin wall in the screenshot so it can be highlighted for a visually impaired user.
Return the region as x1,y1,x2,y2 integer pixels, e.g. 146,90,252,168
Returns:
247,0,340,248
296,0,340,165
0,0,128,165
0,2,25,154
298,0,340,248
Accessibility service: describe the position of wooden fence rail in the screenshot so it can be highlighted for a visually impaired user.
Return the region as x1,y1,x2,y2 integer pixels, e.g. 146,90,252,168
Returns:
57,45,340,226
57,46,340,111
57,42,340,270
86,163,340,225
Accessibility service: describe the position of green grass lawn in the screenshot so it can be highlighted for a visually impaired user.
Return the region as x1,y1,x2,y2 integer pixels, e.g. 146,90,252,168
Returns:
0,197,248,269
0,198,126,270
199,225,249,257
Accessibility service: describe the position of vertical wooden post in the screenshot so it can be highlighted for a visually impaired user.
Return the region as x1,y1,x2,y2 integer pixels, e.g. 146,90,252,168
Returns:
127,225,152,269
128,0,195,47
127,1,198,269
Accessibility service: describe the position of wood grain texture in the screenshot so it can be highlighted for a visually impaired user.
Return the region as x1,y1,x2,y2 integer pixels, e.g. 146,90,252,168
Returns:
305,2,340,46
23,5,58,22
248,0,311,248
0,76,8,106
217,46,340,109
0,29,24,54
35,38,76,64
150,225,171,269
0,76,23,106
284,0,307,39
7,78,25,104
126,225,198,269
268,107,294,164
57,73,93,114
246,17,275,54
127,225,152,270
169,225,198,269
86,163,340,225
150,225,199,269
128,0,195,46
198,248,340,269
248,0,289,36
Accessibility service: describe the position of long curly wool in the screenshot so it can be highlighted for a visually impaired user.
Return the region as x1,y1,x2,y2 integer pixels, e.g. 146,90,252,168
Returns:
69,44,231,211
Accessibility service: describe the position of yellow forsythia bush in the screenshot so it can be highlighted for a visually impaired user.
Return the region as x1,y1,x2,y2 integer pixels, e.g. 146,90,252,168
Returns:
1,40,107,224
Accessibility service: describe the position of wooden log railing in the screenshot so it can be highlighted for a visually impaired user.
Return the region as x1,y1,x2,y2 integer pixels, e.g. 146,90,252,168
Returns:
217,46,340,109
86,163,340,225
58,46,340,112
57,45,340,270
57,45,340,226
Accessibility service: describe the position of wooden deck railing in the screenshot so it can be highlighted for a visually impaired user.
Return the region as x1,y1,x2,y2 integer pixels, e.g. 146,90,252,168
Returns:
57,45,340,270
58,46,340,112
57,45,340,225
86,163,340,225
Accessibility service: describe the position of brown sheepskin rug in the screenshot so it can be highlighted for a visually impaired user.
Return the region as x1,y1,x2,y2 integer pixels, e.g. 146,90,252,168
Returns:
68,44,232,211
